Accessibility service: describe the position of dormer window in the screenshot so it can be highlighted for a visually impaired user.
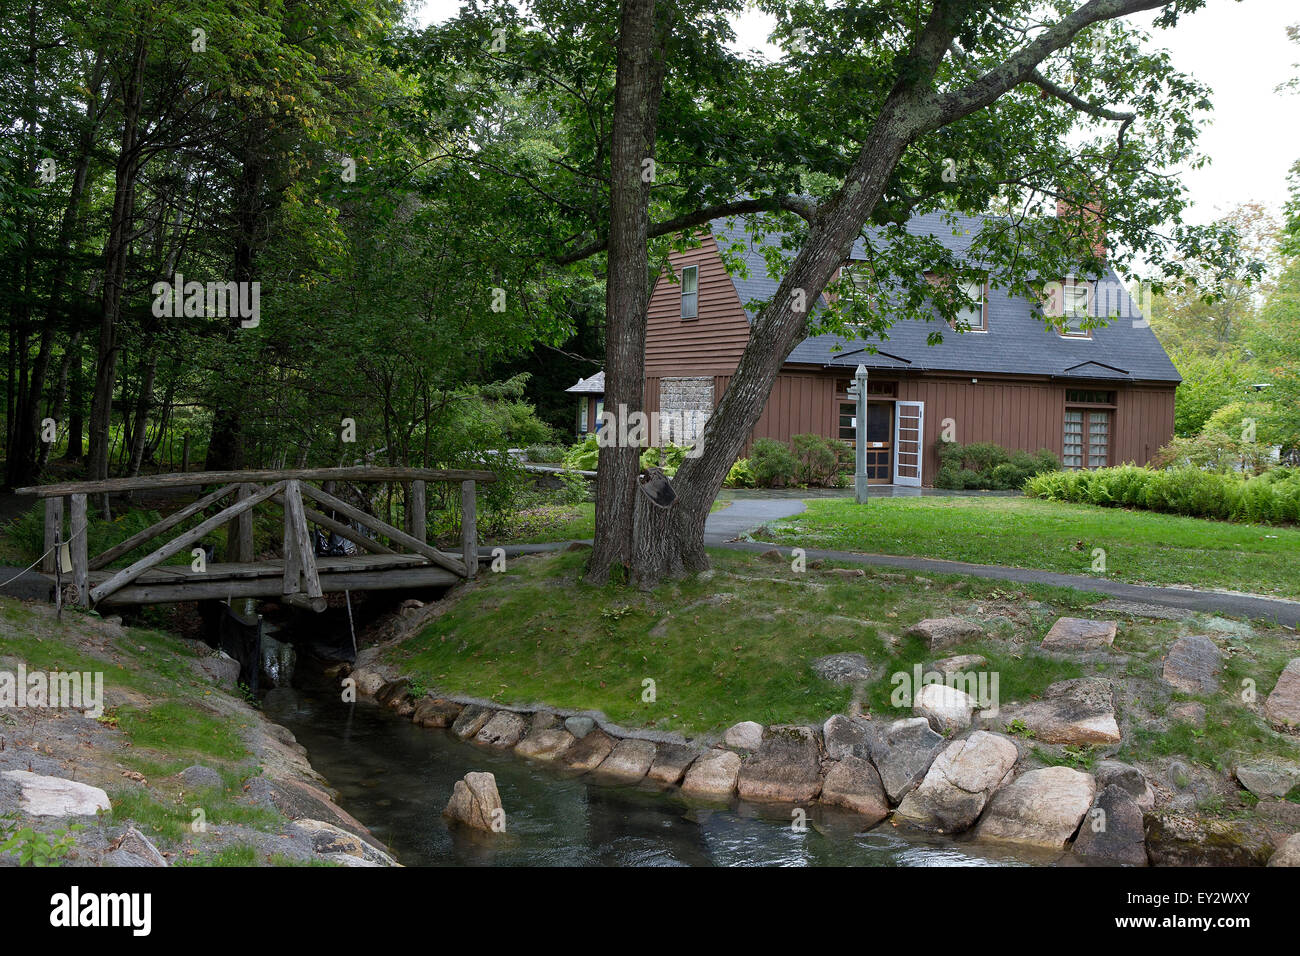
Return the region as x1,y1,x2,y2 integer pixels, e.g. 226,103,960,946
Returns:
680,264,698,320
953,277,986,331
1060,278,1091,338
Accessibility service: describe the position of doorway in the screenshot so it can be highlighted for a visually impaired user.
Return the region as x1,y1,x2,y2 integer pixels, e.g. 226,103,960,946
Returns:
864,401,893,483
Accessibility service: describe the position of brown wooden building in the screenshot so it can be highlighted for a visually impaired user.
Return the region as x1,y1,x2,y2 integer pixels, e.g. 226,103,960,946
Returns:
641,211,1179,487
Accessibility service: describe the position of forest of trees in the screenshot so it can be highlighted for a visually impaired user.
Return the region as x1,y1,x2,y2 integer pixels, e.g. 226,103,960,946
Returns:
0,0,1290,584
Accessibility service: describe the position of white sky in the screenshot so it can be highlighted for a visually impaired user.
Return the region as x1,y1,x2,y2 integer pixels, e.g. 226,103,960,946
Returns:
410,0,1300,228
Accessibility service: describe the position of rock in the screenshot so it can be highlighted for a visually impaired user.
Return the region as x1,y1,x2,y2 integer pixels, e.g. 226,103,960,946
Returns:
1265,658,1300,731
514,728,575,761
680,749,742,799
820,755,889,824
827,567,864,578
1144,813,1273,867
1072,785,1147,865
760,548,783,562
646,744,700,785
103,827,167,867
1161,634,1223,694
1169,701,1205,727
562,729,615,772
1041,617,1117,651
595,738,657,782
195,652,240,691
564,715,596,739
293,820,396,864
351,667,387,697
413,697,463,728
1004,678,1120,745
450,704,494,740
529,711,559,732
811,653,875,685
907,617,984,652
179,765,224,790
1,770,110,817
913,683,976,734
1234,760,1300,799
974,766,1096,849
1167,760,1193,790
1095,760,1155,811
1268,833,1300,867
443,772,505,833
376,678,411,707
475,711,529,749
823,715,873,760
722,720,764,751
931,654,988,676
894,731,1019,833
1088,600,1190,621
868,717,947,804
565,541,591,552
736,727,823,803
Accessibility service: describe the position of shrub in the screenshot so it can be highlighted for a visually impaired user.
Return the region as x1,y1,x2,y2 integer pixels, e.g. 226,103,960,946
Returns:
562,433,600,471
725,458,756,488
640,443,693,477
524,443,568,463
751,438,799,488
934,439,1059,490
791,433,840,487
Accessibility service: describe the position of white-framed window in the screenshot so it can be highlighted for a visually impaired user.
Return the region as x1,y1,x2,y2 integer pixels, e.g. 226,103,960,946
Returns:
954,277,986,331
680,264,698,319
579,399,588,433
1064,409,1109,468
1061,279,1091,337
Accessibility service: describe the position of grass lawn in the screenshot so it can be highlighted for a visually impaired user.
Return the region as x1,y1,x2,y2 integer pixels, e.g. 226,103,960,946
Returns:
383,548,1300,796
765,496,1300,601
488,498,730,545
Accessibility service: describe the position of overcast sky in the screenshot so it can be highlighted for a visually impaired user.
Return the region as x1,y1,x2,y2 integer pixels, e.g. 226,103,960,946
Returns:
410,0,1300,227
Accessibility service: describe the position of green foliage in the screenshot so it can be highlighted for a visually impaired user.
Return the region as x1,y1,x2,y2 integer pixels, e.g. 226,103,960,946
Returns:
562,433,600,471
750,438,799,488
1024,465,1300,524
724,457,756,488
0,820,83,867
524,444,568,463
790,433,844,487
934,440,1059,490
640,444,693,477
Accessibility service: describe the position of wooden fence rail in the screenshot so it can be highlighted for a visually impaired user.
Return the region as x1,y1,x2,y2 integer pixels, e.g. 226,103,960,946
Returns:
17,466,488,609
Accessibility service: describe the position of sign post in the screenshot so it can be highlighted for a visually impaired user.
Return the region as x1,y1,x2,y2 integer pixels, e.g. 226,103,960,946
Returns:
851,364,869,504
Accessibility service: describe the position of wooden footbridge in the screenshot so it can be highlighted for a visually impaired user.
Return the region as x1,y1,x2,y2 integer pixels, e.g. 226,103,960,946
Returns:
16,467,494,610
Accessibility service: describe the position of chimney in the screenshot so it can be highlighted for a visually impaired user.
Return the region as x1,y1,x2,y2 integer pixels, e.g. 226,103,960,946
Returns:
1057,199,1107,262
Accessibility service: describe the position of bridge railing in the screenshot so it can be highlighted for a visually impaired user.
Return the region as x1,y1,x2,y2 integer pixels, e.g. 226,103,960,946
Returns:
15,466,496,609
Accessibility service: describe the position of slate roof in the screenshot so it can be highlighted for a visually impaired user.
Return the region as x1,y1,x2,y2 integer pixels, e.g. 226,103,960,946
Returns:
709,211,1180,384
566,370,605,394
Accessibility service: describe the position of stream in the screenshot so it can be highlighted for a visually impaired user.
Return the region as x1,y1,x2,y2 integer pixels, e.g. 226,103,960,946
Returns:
262,664,1060,867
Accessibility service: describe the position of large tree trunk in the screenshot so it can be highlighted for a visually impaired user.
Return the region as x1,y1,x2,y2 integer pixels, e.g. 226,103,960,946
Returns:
585,0,670,584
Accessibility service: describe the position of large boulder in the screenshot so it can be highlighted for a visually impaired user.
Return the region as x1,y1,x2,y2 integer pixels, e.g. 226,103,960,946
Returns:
894,731,1019,833
1,770,110,817
1095,760,1155,811
1144,813,1274,866
1161,635,1223,694
811,653,876,685
973,766,1095,849
1072,785,1148,865
450,704,494,741
475,711,529,749
1041,617,1117,651
1268,833,1300,867
442,772,505,833
819,755,889,824
1265,658,1300,731
736,727,823,803
1003,678,1120,745
564,715,596,739
646,744,700,786
722,721,764,751
514,728,576,761
913,683,976,734
930,654,988,677
595,738,658,783
868,717,946,804
562,729,616,772
823,714,873,761
908,617,984,652
413,697,463,729
681,750,742,799
103,827,168,867
292,819,397,865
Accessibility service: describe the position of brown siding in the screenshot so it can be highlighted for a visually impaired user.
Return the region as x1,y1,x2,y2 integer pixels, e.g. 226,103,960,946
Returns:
645,234,752,377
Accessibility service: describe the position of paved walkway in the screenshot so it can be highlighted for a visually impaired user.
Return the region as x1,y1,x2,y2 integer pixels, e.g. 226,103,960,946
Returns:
704,497,807,542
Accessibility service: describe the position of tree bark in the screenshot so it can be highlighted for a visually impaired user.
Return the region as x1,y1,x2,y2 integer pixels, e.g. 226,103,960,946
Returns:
585,0,670,584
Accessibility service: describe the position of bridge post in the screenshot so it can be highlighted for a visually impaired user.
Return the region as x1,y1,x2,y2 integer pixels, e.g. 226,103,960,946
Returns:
226,482,255,563
410,480,426,544
69,494,89,607
461,479,477,578
42,498,64,574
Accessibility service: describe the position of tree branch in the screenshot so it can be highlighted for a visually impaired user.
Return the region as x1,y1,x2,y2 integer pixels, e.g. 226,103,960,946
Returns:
1027,69,1135,121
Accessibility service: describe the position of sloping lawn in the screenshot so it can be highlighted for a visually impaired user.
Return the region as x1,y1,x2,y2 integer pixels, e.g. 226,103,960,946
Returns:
765,496,1300,600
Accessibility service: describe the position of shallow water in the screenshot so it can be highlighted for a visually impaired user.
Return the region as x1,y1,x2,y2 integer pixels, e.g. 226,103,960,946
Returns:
263,676,1062,868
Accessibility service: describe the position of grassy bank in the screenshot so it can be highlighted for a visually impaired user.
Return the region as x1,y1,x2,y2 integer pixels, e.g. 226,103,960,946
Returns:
764,496,1300,600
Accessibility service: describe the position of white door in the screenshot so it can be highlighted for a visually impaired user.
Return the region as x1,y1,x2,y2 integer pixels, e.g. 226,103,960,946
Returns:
893,401,924,486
